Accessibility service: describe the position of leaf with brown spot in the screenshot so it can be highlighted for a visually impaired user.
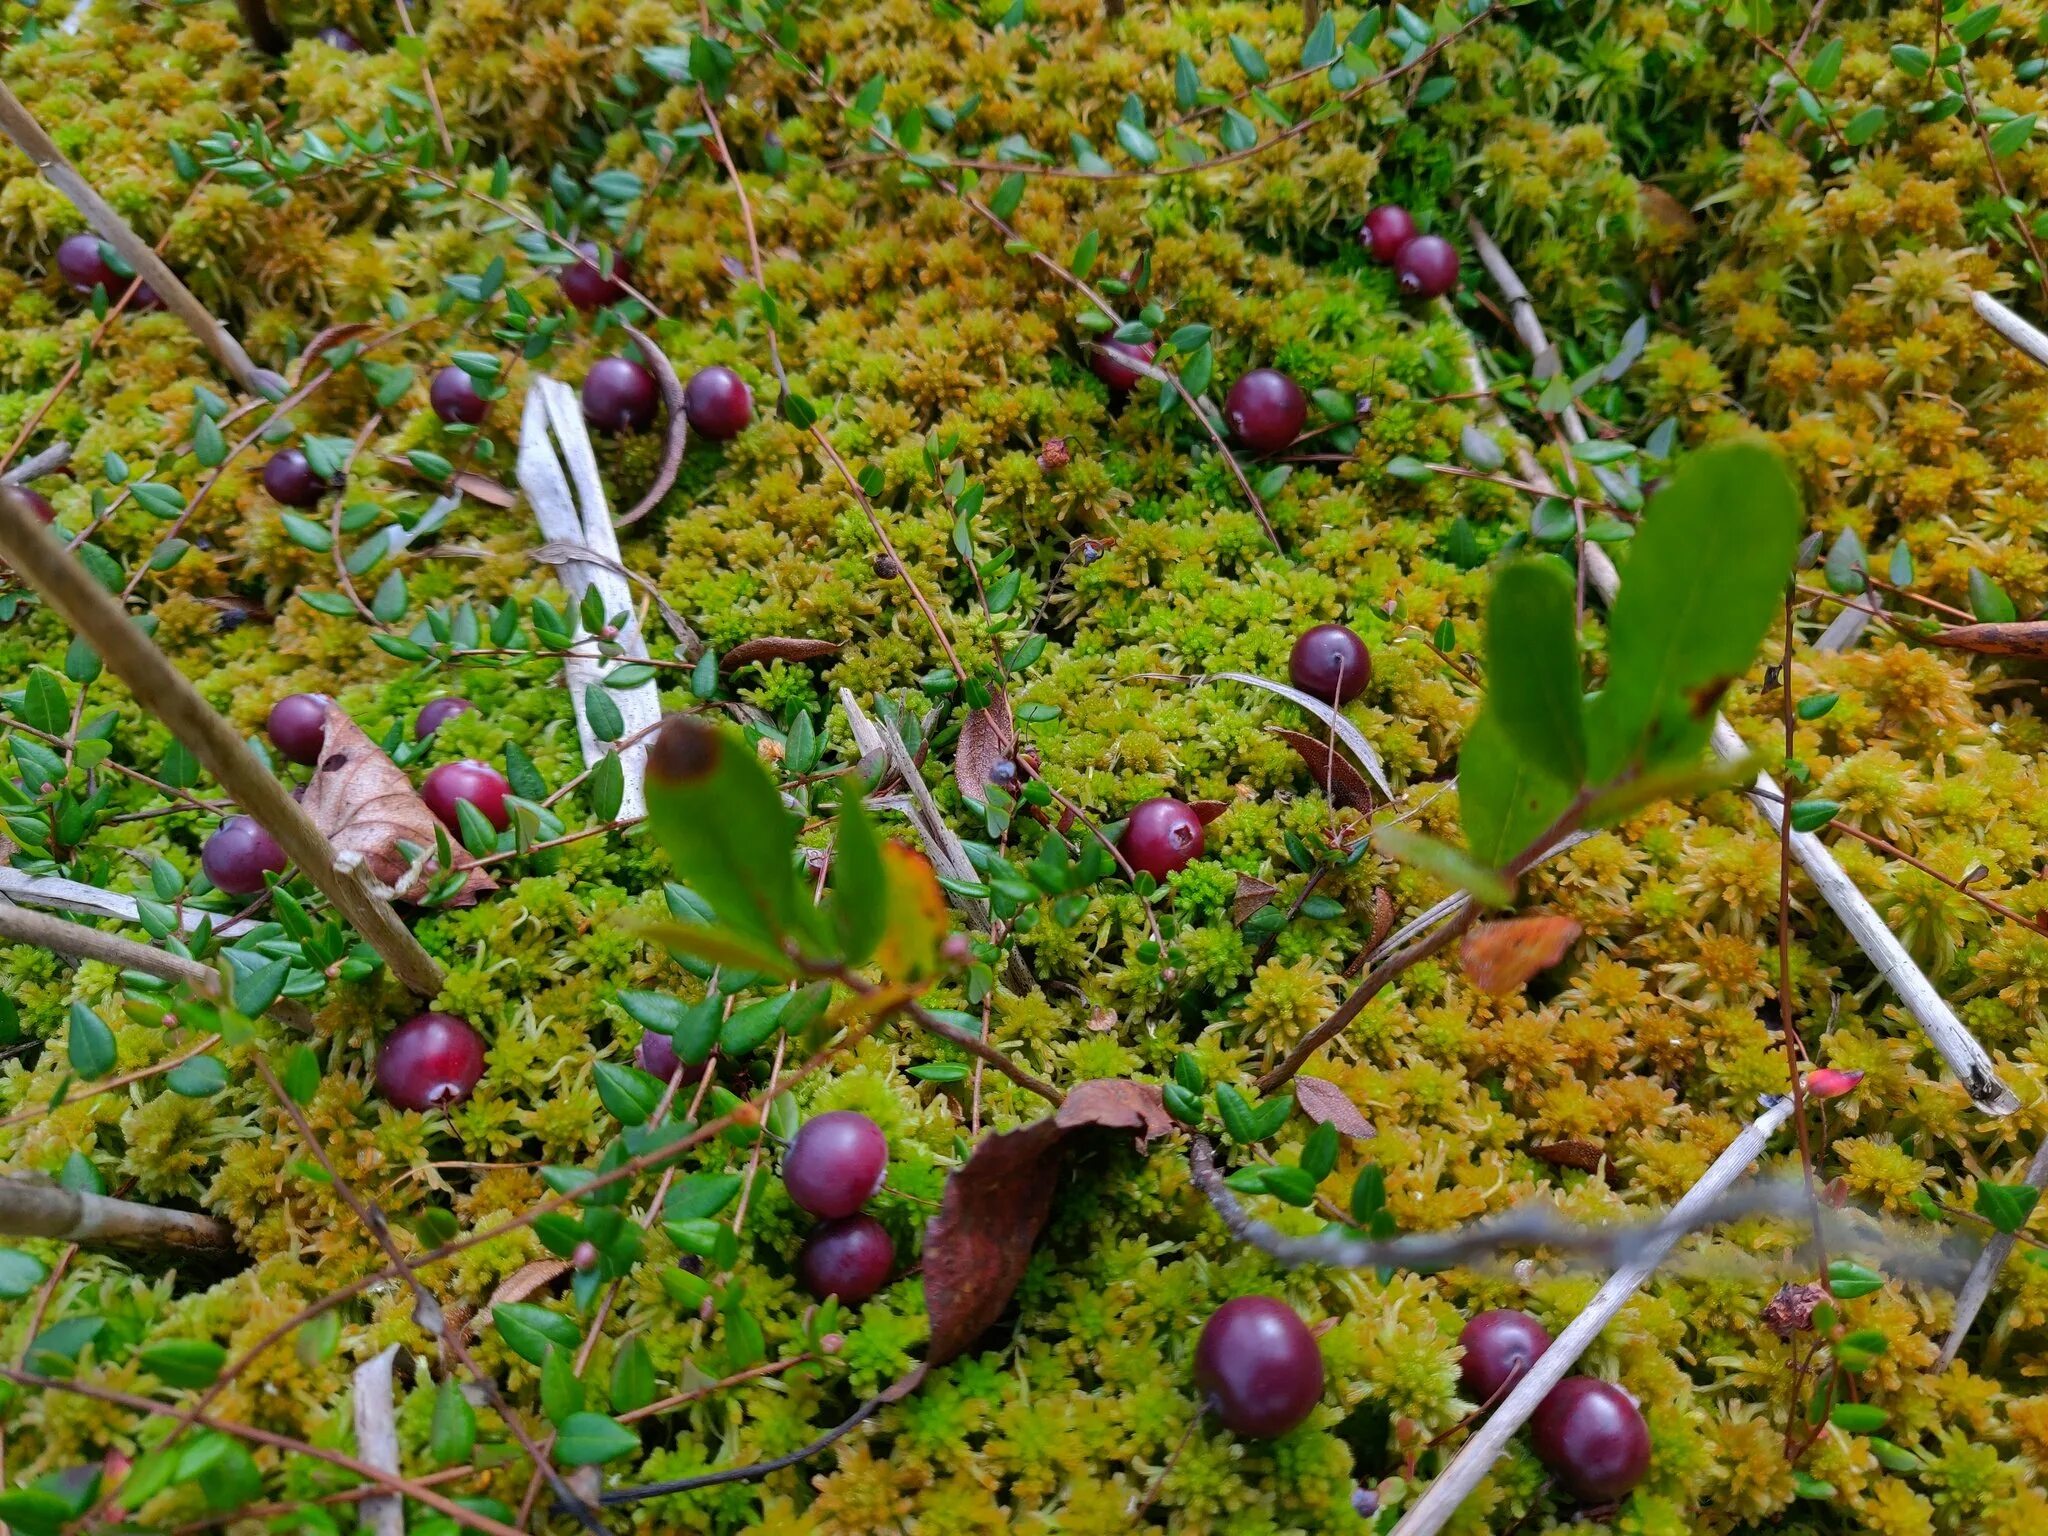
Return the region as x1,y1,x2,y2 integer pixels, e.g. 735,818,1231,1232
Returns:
1531,1138,1609,1176
720,636,842,672
954,695,1014,805
301,710,495,906
922,1080,1170,1366
1270,728,1377,811
1927,622,2048,658
1231,873,1279,925
1459,914,1581,994
1294,1077,1374,1138
875,841,951,982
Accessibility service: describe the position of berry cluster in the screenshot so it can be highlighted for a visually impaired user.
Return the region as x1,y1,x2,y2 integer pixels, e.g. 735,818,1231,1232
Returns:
782,1110,895,1304
1357,203,1461,299
1457,1309,1651,1503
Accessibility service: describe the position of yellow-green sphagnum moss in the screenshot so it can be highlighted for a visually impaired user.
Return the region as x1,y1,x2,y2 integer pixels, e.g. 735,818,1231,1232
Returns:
4,0,2048,1531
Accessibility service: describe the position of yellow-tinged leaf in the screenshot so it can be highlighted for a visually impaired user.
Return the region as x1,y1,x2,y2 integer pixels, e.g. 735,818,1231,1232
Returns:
876,841,952,981
624,917,795,979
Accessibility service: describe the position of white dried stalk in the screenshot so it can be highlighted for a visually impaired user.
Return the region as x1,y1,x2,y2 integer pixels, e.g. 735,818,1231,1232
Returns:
353,1345,405,1536
1816,585,1882,654
0,865,255,938
839,688,986,918
1387,1096,1795,1536
1934,1134,2048,1370
0,440,71,486
516,379,662,823
1971,290,2048,370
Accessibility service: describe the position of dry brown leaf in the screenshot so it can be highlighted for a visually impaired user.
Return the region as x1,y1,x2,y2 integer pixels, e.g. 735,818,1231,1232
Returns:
1459,914,1581,994
1368,887,1396,951
1530,1138,1609,1176
922,1080,1170,1366
451,470,518,509
1294,1077,1374,1138
1926,621,2048,658
1190,799,1230,825
720,636,842,671
1270,727,1377,811
461,1259,572,1335
954,695,1014,805
301,710,496,906
1231,873,1279,925
1637,183,1698,241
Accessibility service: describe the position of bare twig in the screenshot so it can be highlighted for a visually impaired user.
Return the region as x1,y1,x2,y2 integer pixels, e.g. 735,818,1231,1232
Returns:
0,1175,235,1252
612,324,689,527
0,440,71,486
593,1383,903,1507
0,866,255,938
352,1347,405,1536
1934,1135,2048,1371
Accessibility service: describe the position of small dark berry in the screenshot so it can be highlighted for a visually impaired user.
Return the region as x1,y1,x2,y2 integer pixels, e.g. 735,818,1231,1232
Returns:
647,715,719,785
1458,1309,1553,1406
261,448,333,508
16,488,55,524
429,366,488,426
1358,204,1417,264
872,553,901,579
201,816,288,895
682,366,753,440
414,698,474,739
421,759,511,832
1529,1377,1651,1503
1193,1296,1324,1438
987,758,1022,791
581,357,659,434
317,26,365,50
1394,234,1461,299
782,1110,888,1219
557,242,629,311
1224,369,1307,454
1121,797,1205,882
267,693,332,765
1091,339,1157,395
797,1215,894,1303
1288,624,1372,705
55,234,114,294
634,1030,707,1085
375,1012,487,1111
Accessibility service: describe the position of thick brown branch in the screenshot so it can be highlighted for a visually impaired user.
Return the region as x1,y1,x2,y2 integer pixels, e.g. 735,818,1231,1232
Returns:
0,1175,235,1252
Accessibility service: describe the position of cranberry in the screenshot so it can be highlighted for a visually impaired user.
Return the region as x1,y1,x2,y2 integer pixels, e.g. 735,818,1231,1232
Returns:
1193,1296,1324,1438
1458,1309,1553,1406
1224,369,1307,454
635,1029,704,1083
581,357,659,434
374,1012,487,1111
261,449,333,508
16,488,55,524
1121,797,1204,882
1530,1377,1651,1503
421,759,511,833
1394,234,1461,300
201,815,288,895
266,693,332,765
1090,339,1157,395
317,26,364,50
683,366,753,440
414,698,474,740
428,366,488,426
55,234,114,293
1358,204,1417,264
572,1241,599,1272
781,1110,888,1219
1288,624,1372,705
557,242,629,311
987,758,1022,792
796,1214,895,1303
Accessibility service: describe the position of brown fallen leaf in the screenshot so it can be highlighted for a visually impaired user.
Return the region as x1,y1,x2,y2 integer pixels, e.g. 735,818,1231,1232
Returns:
720,636,842,671
1270,727,1377,811
1637,183,1698,242
954,695,1015,806
1232,873,1279,925
460,1258,572,1336
1294,1077,1374,1138
922,1080,1170,1366
1530,1138,1609,1176
1926,621,2048,658
1190,799,1231,825
301,710,496,906
1459,914,1581,994
1368,887,1396,951
451,469,518,509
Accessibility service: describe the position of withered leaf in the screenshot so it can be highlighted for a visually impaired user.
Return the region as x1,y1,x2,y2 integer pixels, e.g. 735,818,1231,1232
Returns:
954,695,1014,806
1926,621,2048,658
451,470,518,509
1530,1138,1609,1176
1459,914,1581,994
301,710,496,906
1231,873,1279,925
1190,799,1230,825
1368,887,1396,951
462,1259,572,1335
1294,1077,1374,1139
613,322,688,528
922,1080,1169,1366
1270,727,1377,811
719,636,842,671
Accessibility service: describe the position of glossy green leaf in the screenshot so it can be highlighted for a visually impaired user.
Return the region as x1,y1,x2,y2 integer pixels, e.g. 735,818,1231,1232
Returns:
430,1375,476,1465
641,720,806,949
554,1411,640,1466
1482,559,1586,788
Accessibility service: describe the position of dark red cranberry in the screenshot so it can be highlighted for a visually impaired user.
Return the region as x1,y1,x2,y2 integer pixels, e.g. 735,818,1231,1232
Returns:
201,815,287,895
261,449,332,508
266,693,331,765
1090,339,1157,395
796,1214,895,1303
1193,1296,1324,1438
55,234,114,293
635,1030,705,1084
683,366,753,440
1459,1309,1553,1406
557,242,629,311
1394,234,1461,300
16,488,55,524
317,26,364,50
421,759,511,832
414,698,474,739
374,1012,487,1111
1224,369,1307,454
428,366,488,426
781,1110,888,1219
1530,1377,1652,1502
581,357,659,434
1288,624,1372,705
1121,797,1204,882
1358,204,1417,264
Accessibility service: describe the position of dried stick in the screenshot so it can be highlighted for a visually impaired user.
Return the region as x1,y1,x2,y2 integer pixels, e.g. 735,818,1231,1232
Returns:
1380,1096,1797,1536
352,1346,405,1536
0,83,280,397
1934,1134,2048,1371
0,866,255,938
1461,224,2016,1117
0,488,445,996
517,380,662,823
0,1174,235,1252
0,440,71,486
232,0,286,55
1973,290,2048,368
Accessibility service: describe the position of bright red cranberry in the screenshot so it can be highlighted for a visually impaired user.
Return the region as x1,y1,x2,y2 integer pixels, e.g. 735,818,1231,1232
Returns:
201,815,287,895
1224,369,1307,454
1394,234,1461,300
782,1110,887,1219
375,1012,487,1111
16,488,55,524
683,366,753,440
1090,339,1157,395
317,26,364,50
421,759,511,833
1530,1377,1652,1502
1459,1309,1553,1406
557,242,629,311
1288,624,1372,705
581,357,659,434
1358,204,1418,264
429,366,488,426
261,449,332,508
1121,797,1204,882
797,1215,895,1303
1193,1296,1324,1438
414,698,474,740
266,693,331,765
